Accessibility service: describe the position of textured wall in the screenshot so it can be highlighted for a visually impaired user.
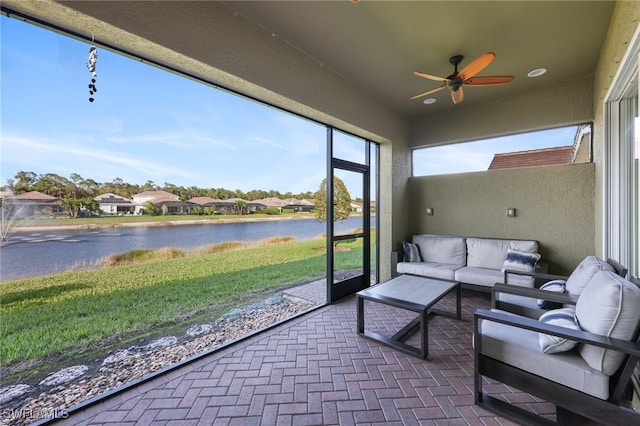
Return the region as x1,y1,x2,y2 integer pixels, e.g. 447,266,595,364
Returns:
592,1,640,257
409,74,594,148
406,163,595,275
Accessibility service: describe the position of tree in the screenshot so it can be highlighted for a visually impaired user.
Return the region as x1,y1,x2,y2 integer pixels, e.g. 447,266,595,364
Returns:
234,199,247,215
62,195,83,218
11,171,37,194
313,177,352,223
34,173,70,198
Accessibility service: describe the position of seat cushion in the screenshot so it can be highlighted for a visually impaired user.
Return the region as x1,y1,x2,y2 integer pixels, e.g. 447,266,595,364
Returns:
412,234,466,266
467,238,538,270
565,256,615,297
397,261,459,280
575,271,640,375
480,310,611,400
456,266,534,288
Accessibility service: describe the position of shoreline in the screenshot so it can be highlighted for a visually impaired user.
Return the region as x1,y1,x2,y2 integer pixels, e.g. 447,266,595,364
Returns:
8,214,319,233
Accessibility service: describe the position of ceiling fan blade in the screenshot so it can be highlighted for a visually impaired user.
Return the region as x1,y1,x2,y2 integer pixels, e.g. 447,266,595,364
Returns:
465,76,515,86
451,87,464,104
409,84,446,100
413,71,449,82
458,52,495,80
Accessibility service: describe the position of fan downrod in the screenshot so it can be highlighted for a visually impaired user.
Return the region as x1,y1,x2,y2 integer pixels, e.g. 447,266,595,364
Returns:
447,55,464,91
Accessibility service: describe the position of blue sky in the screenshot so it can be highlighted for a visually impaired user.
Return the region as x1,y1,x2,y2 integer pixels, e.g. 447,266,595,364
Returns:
412,126,580,176
1,16,580,196
0,16,332,196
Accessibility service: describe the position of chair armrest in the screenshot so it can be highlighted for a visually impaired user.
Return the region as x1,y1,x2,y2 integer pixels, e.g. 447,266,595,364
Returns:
474,308,640,356
492,283,578,305
503,268,568,284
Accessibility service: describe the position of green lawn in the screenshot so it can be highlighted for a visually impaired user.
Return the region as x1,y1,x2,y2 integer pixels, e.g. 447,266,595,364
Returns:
0,236,367,368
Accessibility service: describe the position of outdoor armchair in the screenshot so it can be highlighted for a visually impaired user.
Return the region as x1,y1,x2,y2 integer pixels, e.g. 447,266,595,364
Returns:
474,273,640,425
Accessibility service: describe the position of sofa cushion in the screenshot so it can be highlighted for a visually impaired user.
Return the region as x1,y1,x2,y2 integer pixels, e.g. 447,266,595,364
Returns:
466,238,538,270
412,234,466,266
456,266,534,288
502,248,541,273
575,271,640,375
480,310,611,399
402,241,422,262
397,261,458,280
538,308,580,354
537,279,567,309
565,256,615,297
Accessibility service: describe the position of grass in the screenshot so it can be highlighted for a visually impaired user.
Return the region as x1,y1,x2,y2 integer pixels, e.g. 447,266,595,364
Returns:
0,235,369,370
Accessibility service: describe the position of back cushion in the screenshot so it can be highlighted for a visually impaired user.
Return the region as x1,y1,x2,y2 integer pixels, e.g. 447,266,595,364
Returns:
466,238,538,270
566,256,615,296
575,271,640,375
412,234,466,266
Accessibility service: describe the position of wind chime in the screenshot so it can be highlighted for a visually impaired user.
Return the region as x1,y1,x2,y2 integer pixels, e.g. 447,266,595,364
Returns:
87,39,98,102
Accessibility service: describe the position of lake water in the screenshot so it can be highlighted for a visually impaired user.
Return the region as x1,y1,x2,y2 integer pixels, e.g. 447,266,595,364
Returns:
0,216,372,281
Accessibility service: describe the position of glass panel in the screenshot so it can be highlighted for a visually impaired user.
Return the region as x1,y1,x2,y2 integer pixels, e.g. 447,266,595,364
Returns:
629,84,639,277
332,168,363,237
332,130,366,164
634,111,639,277
1,15,335,414
333,236,365,284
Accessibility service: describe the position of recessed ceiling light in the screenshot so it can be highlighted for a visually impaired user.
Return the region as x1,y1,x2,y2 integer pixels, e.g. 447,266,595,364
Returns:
527,68,547,78
423,98,436,105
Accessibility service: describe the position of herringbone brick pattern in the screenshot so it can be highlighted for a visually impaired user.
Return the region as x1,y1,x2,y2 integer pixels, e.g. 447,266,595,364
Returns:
54,290,555,425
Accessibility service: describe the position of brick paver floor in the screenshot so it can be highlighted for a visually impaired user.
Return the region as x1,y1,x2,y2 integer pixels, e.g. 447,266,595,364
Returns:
49,289,556,425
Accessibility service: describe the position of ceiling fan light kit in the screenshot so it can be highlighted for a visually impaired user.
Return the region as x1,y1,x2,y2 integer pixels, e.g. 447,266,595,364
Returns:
411,52,515,105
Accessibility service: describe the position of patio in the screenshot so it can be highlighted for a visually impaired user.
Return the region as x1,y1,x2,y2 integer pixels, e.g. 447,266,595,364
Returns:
50,288,557,426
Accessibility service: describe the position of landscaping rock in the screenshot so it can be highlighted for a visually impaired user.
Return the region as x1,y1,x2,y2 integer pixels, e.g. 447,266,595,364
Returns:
0,384,31,405
39,365,88,387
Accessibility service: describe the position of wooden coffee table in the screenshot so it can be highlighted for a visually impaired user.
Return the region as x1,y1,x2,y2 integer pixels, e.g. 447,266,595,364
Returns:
356,274,461,359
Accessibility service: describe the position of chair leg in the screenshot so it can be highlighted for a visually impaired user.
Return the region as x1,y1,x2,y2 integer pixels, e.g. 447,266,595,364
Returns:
556,406,574,425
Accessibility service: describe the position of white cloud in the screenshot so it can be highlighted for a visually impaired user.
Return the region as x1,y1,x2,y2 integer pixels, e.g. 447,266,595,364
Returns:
1,133,200,185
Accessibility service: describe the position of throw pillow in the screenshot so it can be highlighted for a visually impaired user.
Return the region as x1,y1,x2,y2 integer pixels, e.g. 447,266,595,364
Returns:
575,271,640,375
502,248,541,273
537,279,567,309
538,307,580,354
402,241,422,262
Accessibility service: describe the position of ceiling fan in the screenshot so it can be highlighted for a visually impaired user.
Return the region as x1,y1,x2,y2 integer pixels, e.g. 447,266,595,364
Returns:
410,52,514,104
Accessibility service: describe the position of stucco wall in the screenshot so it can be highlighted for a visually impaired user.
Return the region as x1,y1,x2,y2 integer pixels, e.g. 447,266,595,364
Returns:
406,163,595,275
409,73,594,148
592,1,640,258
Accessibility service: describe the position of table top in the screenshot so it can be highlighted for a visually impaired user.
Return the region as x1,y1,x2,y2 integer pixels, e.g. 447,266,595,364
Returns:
357,274,458,308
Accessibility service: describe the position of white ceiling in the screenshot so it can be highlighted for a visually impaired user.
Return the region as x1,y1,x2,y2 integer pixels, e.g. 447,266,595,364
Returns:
1,1,616,119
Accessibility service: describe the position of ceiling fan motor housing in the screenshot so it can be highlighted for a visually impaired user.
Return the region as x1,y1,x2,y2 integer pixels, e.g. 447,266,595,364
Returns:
446,76,463,91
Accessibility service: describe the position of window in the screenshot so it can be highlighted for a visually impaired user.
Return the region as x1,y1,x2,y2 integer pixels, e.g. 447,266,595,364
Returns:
0,14,379,415
412,124,591,177
604,29,640,277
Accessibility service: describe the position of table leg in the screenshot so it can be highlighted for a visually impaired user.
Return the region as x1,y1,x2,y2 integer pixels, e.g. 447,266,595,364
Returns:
456,284,462,319
420,308,428,358
357,295,364,334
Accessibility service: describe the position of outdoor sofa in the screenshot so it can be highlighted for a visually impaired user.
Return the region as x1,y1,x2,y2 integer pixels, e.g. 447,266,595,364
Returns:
397,234,543,292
